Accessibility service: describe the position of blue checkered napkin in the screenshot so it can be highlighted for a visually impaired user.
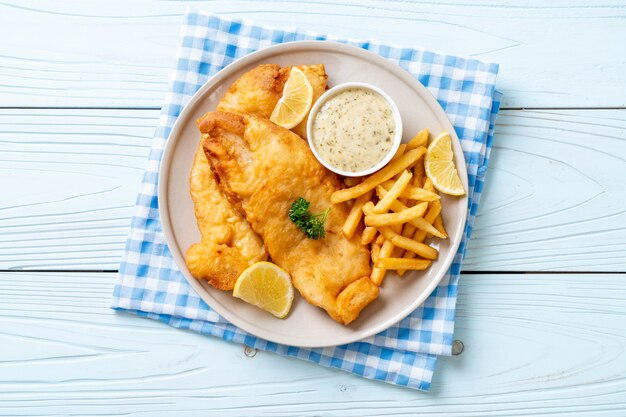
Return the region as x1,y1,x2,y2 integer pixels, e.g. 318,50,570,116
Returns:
112,10,501,391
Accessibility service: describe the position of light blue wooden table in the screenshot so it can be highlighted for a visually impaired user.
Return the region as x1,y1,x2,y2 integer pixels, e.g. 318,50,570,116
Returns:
2,1,625,415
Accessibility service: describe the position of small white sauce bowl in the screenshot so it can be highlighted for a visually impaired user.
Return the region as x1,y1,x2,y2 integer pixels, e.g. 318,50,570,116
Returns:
306,82,403,177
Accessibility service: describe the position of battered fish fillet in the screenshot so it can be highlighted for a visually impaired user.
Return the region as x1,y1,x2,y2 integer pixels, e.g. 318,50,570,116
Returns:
217,63,327,139
198,111,378,325
185,64,328,290
185,145,267,290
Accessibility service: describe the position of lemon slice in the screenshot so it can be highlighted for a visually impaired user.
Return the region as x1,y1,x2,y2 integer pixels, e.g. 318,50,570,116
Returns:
425,132,466,196
269,67,313,129
233,262,294,318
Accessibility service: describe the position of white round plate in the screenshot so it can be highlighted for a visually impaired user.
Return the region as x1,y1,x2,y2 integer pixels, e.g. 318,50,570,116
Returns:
159,41,468,348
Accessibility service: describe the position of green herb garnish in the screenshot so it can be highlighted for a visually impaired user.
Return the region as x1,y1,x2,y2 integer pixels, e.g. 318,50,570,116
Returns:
289,197,330,240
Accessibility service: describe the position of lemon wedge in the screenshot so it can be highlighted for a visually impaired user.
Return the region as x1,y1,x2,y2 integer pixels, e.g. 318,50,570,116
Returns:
269,67,313,129
425,132,466,196
233,262,294,318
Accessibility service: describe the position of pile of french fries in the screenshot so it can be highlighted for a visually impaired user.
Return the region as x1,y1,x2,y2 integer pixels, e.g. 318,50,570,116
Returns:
331,129,448,286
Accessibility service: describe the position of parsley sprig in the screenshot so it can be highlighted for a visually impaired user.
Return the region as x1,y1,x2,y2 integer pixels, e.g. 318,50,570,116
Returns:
289,197,330,239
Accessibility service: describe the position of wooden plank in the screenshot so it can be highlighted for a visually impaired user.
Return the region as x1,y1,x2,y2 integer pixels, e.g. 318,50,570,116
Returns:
0,109,153,270
2,108,625,271
464,109,626,271
0,0,624,108
0,271,624,415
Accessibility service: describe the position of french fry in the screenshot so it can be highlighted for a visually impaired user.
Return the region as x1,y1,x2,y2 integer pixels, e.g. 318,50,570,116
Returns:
426,177,447,237
365,202,428,227
402,185,440,202
422,177,438,238
330,147,426,204
433,214,448,238
379,227,438,260
381,181,440,202
362,201,376,215
391,144,407,161
375,258,432,271
371,242,381,263
395,222,417,258
398,200,441,276
361,226,378,245
411,217,445,238
375,187,446,238
342,190,374,239
422,179,435,238
370,240,394,285
392,145,408,180
406,128,429,150
370,267,386,285
415,201,442,242
338,129,450,281
373,170,412,213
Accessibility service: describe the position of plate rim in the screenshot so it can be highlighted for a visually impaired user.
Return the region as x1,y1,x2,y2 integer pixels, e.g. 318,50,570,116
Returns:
158,40,468,347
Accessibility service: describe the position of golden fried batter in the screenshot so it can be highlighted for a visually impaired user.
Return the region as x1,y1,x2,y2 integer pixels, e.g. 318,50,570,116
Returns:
185,145,267,290
185,64,328,291
217,64,327,139
199,111,377,324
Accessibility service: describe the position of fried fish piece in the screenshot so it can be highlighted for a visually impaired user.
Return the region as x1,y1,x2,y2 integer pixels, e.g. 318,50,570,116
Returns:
199,111,378,324
185,64,328,291
217,63,327,139
185,145,268,290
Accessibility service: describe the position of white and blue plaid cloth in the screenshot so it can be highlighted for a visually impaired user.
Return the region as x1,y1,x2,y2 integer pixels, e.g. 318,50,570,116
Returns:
112,9,501,391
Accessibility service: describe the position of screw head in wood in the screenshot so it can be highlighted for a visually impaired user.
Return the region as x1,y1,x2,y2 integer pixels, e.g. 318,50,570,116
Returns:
451,340,464,356
244,346,257,357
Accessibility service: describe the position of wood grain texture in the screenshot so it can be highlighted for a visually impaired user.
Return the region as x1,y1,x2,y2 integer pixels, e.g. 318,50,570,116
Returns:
0,109,153,270
0,271,624,416
0,0,625,108
2,1,625,413
464,109,626,271
2,108,625,271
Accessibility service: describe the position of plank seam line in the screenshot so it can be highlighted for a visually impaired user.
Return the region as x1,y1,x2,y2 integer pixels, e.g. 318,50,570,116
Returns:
502,106,626,111
1,106,625,111
0,269,119,273
0,106,162,111
0,270,624,274
461,270,626,275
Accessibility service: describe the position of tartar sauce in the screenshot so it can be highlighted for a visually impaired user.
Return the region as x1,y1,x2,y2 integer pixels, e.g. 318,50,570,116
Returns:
311,87,395,173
